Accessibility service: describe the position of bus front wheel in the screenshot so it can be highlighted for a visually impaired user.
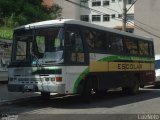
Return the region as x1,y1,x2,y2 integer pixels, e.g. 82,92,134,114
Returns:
80,78,92,103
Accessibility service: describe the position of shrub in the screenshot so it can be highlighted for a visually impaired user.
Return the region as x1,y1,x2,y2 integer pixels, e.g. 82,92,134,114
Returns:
0,27,13,40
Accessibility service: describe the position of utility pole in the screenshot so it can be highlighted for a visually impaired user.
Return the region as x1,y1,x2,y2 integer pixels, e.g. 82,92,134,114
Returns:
122,0,127,32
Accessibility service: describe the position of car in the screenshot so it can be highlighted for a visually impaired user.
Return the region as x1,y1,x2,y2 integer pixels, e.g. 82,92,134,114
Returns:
155,54,160,87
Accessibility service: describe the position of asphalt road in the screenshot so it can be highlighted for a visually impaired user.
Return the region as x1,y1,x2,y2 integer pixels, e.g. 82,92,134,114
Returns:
0,86,160,120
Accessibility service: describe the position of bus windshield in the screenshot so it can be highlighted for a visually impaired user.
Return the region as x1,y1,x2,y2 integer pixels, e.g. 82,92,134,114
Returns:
34,27,64,65
12,27,64,66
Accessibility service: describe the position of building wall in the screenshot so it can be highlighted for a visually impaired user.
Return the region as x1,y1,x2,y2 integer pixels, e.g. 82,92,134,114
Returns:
54,0,80,20
80,0,134,28
134,0,160,54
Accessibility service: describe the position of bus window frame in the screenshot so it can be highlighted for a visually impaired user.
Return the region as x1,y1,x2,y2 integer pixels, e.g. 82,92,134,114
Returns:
64,24,89,66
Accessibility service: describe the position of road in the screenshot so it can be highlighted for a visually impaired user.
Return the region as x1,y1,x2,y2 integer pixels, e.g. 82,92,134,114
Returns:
0,86,160,120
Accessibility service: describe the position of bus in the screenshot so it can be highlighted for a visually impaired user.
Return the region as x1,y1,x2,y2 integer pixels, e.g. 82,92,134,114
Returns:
8,19,155,100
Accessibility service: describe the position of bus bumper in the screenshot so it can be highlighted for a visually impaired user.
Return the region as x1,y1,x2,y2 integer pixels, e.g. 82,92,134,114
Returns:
8,83,65,94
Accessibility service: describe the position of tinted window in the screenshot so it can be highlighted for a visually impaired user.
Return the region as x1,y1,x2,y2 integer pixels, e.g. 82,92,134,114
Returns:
138,41,149,56
155,60,160,69
84,29,107,51
109,33,124,53
124,37,138,55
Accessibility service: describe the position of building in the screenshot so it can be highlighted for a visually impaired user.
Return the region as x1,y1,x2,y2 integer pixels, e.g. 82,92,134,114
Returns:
80,0,134,31
53,0,134,32
53,0,81,20
134,0,160,54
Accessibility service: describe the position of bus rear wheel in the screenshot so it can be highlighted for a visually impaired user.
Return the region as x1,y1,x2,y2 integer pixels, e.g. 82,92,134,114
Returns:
122,79,139,95
41,92,50,100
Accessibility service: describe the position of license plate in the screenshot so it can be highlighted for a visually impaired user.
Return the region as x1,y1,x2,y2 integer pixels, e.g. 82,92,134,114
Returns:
24,85,34,90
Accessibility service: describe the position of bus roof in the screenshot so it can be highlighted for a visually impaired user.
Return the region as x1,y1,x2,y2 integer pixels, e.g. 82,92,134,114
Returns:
14,19,153,41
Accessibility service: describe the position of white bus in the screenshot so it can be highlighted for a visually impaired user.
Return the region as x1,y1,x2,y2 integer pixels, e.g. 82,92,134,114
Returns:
8,19,155,100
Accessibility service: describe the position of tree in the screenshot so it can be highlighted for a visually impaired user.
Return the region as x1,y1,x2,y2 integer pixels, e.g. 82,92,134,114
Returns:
0,0,62,27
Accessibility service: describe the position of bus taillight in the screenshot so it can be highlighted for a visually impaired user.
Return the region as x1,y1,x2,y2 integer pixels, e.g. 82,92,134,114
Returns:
56,77,62,82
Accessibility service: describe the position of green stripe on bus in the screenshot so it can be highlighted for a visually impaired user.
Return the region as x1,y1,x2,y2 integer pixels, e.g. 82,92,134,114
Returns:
73,68,89,93
99,55,154,62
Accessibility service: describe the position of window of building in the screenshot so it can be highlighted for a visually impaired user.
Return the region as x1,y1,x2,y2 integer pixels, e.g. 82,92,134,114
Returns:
92,15,101,22
118,14,122,18
103,14,110,21
127,14,134,21
103,0,110,6
111,14,116,19
112,0,115,3
92,1,101,6
80,15,89,22
80,0,88,2
127,0,134,4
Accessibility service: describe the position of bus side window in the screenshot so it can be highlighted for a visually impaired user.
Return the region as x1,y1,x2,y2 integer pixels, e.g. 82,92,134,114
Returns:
66,29,85,63
69,32,83,52
124,38,138,55
84,30,95,50
95,31,107,51
109,34,123,53
138,41,149,56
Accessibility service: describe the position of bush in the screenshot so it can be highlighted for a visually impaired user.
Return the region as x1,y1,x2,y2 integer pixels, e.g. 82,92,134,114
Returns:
0,27,13,40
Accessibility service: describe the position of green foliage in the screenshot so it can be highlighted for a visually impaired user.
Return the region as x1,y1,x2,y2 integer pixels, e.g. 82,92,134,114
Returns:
0,27,13,40
0,0,62,27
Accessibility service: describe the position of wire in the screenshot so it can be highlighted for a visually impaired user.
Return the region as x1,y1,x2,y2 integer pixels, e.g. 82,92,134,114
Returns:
134,19,160,31
117,0,122,13
126,20,160,39
127,0,138,12
65,0,160,38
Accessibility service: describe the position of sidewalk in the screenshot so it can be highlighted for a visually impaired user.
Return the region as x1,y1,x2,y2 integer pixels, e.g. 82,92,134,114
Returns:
0,84,40,105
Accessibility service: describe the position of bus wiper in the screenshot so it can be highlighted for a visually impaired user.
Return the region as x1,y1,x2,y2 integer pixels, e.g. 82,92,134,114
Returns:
31,52,42,67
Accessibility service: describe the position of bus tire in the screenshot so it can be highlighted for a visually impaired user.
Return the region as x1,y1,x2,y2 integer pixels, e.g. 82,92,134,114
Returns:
122,79,139,95
80,78,92,103
41,92,50,100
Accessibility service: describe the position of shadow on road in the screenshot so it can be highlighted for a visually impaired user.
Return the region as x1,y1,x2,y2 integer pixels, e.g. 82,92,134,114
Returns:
1,88,160,114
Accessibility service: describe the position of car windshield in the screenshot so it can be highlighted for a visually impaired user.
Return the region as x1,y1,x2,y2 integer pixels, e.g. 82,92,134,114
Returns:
155,60,160,69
